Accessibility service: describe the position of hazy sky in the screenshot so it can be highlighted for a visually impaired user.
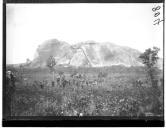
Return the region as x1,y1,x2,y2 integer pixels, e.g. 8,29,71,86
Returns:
7,3,163,64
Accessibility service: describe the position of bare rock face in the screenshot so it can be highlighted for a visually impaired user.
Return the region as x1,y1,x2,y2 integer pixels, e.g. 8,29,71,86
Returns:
30,39,162,69
78,41,143,67
70,49,88,67
31,39,75,67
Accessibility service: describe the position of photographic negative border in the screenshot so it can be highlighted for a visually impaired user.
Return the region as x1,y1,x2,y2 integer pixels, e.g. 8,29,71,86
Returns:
3,0,165,126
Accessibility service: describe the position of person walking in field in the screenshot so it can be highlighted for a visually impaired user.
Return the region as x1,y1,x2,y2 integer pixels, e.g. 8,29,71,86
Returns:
5,71,16,116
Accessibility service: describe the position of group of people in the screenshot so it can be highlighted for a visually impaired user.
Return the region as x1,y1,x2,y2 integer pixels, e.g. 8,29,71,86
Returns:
54,72,87,89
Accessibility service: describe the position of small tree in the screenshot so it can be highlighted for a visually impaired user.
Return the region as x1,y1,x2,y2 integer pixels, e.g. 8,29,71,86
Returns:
139,46,160,86
139,47,161,114
26,58,31,66
47,56,56,86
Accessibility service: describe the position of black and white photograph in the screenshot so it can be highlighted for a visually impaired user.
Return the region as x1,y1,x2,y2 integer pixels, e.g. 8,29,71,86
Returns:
4,2,164,126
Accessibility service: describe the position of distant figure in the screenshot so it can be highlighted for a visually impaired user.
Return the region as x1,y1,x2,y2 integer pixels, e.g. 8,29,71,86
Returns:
40,81,44,89
52,81,55,87
62,79,70,88
159,78,163,96
56,76,60,87
60,74,66,88
5,71,16,116
10,72,16,88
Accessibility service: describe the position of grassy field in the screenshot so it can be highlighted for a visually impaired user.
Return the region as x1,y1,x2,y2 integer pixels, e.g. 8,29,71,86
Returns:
6,65,163,117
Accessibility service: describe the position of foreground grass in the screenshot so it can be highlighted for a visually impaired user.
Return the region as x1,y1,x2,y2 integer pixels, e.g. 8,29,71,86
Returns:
7,66,163,117
11,81,163,117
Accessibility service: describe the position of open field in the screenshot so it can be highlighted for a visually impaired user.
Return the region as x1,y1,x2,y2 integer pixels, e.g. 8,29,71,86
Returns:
6,65,163,117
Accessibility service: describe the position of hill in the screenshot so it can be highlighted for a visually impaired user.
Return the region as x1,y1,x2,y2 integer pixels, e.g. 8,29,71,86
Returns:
30,39,148,68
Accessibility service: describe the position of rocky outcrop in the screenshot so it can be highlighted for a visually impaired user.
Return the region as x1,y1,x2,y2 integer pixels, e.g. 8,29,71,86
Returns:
30,39,162,69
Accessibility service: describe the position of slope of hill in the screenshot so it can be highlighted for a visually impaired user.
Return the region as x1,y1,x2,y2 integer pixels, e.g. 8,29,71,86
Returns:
71,41,143,67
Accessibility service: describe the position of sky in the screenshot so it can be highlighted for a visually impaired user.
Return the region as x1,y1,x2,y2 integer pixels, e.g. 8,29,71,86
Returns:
6,3,163,64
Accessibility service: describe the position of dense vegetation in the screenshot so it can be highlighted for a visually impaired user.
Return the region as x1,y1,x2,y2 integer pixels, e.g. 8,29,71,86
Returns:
7,65,163,117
